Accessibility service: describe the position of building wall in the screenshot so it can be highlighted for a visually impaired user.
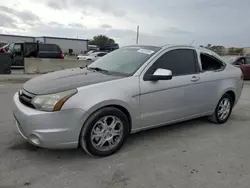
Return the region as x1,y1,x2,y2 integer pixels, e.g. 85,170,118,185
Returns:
243,48,250,55
0,34,88,54
0,35,34,43
35,37,45,43
44,37,88,54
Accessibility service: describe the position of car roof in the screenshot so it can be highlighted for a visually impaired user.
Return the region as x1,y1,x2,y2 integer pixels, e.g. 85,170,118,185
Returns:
39,43,59,46
126,44,214,52
123,44,221,58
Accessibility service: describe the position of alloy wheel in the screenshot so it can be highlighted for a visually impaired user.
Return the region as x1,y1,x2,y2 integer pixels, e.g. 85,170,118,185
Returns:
90,116,123,151
217,98,231,121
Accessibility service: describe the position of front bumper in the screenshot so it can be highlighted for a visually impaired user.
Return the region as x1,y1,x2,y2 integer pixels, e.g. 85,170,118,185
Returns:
12,92,87,149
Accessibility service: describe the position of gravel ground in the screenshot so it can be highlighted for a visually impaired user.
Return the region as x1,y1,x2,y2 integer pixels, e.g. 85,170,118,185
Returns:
0,82,250,188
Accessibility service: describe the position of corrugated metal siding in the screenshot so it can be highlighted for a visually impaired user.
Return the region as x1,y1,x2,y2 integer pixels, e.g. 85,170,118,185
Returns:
35,37,45,43
0,35,34,43
44,38,88,54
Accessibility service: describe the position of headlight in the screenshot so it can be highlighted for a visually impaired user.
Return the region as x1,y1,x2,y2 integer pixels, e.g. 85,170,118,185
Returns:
31,89,77,112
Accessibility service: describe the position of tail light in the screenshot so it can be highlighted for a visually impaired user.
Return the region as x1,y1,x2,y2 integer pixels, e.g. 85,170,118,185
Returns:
1,48,6,53
60,53,64,59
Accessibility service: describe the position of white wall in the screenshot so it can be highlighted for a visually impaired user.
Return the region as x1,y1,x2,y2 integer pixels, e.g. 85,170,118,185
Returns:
44,38,88,54
0,35,34,43
24,58,90,74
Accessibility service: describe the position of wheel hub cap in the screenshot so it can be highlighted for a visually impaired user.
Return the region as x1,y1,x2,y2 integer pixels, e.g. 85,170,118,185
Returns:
91,116,123,151
218,98,231,121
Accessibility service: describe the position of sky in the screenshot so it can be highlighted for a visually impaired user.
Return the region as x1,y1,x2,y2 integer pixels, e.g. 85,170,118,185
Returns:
0,0,249,47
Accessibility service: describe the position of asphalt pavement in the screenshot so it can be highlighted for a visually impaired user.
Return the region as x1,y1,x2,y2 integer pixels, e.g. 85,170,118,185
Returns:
0,82,250,188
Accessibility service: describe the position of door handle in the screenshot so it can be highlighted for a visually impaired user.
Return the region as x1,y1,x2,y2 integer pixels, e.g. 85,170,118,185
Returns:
190,76,200,82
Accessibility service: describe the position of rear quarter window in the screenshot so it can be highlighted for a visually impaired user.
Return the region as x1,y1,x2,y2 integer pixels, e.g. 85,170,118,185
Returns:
39,44,61,52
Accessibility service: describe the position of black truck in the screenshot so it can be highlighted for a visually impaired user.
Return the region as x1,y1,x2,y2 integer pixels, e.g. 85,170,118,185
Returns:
0,42,64,67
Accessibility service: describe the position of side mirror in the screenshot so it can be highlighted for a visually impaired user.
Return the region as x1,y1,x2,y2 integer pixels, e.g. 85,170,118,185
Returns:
144,68,173,81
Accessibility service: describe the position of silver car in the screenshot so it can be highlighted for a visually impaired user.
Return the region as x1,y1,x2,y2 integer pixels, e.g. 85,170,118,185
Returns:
13,45,244,156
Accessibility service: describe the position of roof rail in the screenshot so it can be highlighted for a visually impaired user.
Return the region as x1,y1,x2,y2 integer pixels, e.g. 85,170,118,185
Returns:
161,44,193,48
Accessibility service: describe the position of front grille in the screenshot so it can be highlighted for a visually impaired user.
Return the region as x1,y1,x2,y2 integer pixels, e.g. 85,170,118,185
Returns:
19,89,36,109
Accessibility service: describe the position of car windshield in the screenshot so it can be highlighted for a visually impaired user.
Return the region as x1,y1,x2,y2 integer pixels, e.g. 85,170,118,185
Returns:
87,50,95,55
89,52,98,56
88,46,161,75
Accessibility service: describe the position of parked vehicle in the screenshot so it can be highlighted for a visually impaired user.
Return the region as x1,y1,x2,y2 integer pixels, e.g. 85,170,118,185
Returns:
1,42,64,67
0,43,9,53
37,43,64,59
86,50,99,55
77,51,108,61
225,56,250,80
0,42,7,48
13,45,243,157
88,44,119,52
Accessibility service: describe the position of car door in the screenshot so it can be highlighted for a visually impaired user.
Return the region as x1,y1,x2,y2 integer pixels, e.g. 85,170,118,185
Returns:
193,52,227,113
139,47,203,128
241,57,250,79
38,44,58,58
6,43,15,66
12,43,24,66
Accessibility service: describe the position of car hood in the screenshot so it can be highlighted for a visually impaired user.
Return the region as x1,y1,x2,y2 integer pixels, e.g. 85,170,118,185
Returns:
23,68,123,95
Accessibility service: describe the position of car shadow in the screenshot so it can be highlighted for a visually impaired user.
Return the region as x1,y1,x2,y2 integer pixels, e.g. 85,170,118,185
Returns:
123,117,213,149
9,117,214,160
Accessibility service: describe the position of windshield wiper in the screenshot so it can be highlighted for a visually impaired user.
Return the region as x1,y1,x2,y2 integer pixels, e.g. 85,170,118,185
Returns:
87,67,109,74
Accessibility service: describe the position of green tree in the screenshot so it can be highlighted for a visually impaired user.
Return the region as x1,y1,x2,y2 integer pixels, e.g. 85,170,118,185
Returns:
89,35,116,46
201,44,226,55
228,47,244,55
210,45,225,55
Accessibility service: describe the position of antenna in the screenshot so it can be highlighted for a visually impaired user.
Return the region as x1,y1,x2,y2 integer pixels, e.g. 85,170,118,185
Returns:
190,40,195,45
136,26,139,44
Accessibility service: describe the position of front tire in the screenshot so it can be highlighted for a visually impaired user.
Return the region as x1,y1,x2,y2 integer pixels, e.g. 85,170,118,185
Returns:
208,93,233,124
80,107,129,157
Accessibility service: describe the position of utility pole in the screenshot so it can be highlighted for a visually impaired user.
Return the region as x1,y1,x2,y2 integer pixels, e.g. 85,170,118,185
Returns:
136,25,139,44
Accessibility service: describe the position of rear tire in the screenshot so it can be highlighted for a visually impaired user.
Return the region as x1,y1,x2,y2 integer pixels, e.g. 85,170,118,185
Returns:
80,107,129,157
208,93,233,124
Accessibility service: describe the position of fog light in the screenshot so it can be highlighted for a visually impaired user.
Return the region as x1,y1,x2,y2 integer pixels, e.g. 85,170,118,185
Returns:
29,134,41,146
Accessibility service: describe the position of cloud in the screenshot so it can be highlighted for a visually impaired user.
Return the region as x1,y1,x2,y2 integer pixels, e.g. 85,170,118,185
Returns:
47,0,126,17
1,0,250,47
68,23,85,28
0,5,40,22
47,1,64,10
48,22,64,27
163,27,193,35
0,13,18,28
101,24,112,29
